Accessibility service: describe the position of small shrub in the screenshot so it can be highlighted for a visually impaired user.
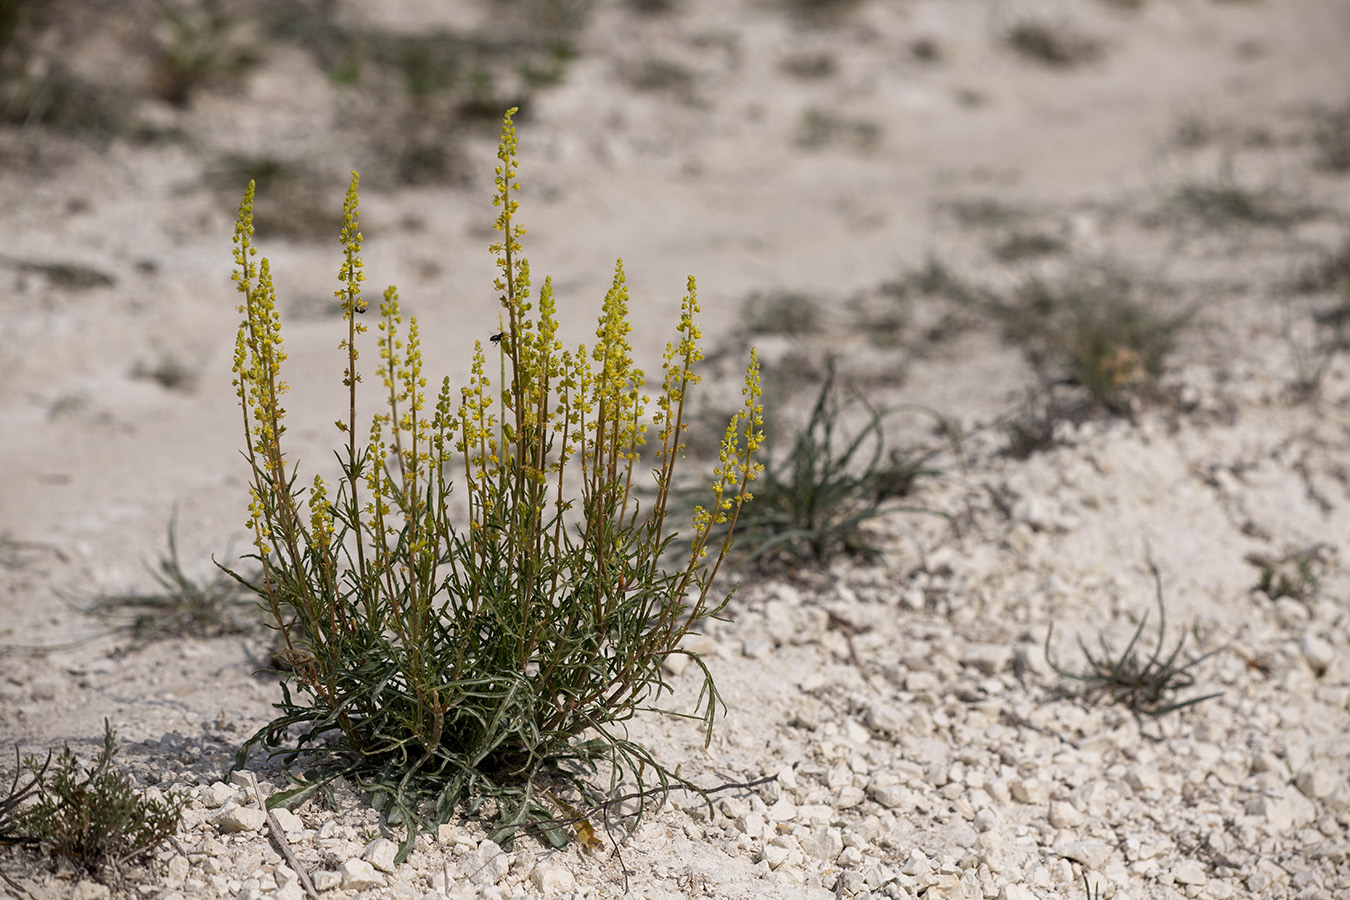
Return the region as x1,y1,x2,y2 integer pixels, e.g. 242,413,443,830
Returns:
1296,233,1350,296
943,198,1024,229
780,52,837,79
151,0,258,107
723,361,947,568
131,349,199,392
891,255,991,308
624,58,697,101
785,0,866,22
741,290,823,336
909,37,943,63
1005,19,1102,67
994,265,1189,414
210,155,344,241
1166,172,1316,230
229,109,763,856
1285,237,1350,397
1246,546,1328,603
16,721,185,878
1001,387,1089,459
1312,102,1350,172
1045,565,1223,717
796,108,881,151
625,0,680,12
993,230,1065,263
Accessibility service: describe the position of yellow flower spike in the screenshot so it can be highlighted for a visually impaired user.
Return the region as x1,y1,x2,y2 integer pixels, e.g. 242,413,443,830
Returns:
336,172,366,317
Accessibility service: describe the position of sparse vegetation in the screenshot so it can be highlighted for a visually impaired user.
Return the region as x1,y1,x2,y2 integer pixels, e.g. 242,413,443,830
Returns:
1312,102,1350,172
1166,171,1317,230
909,37,943,63
15,722,185,878
892,255,991,308
1005,19,1103,68
1045,565,1223,717
623,58,697,102
780,51,837,79
943,197,1025,229
1246,545,1328,603
741,290,824,336
131,349,199,392
796,108,881,152
1002,387,1088,459
79,520,258,644
993,265,1189,414
785,0,867,22
993,230,1066,263
209,155,345,240
151,0,258,107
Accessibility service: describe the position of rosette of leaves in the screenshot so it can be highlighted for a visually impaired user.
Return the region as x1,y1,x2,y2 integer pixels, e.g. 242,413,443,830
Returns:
229,109,763,858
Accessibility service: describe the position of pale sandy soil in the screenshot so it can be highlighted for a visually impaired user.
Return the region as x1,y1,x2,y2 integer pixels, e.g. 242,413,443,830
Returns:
2,2,1350,899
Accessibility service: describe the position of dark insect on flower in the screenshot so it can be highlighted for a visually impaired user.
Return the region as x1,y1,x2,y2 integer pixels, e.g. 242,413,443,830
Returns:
490,331,506,343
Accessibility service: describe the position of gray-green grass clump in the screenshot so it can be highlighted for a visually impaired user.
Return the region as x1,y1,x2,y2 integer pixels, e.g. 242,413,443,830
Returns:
229,109,763,857
79,519,259,645
1045,565,1222,717
722,361,949,569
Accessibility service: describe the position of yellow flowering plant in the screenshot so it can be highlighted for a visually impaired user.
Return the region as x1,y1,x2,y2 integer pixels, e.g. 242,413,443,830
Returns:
229,109,762,856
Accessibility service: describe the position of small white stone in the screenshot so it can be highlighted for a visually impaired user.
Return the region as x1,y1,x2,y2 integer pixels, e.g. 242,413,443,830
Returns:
530,863,575,895
762,843,791,869
201,781,238,808
838,845,866,867
212,806,267,833
1056,840,1112,869
338,858,384,891
228,770,255,788
274,879,305,900
961,645,1013,675
865,703,906,737
799,828,843,862
1295,763,1341,800
742,637,772,659
1172,860,1207,885
72,881,110,900
870,783,909,809
272,807,304,833
973,808,1000,833
1247,786,1318,831
719,796,750,819
1010,777,1048,805
165,855,190,888
1048,800,1081,829
363,837,399,873
465,839,511,885
905,671,940,692
735,811,766,837
1299,635,1334,676
836,785,866,809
